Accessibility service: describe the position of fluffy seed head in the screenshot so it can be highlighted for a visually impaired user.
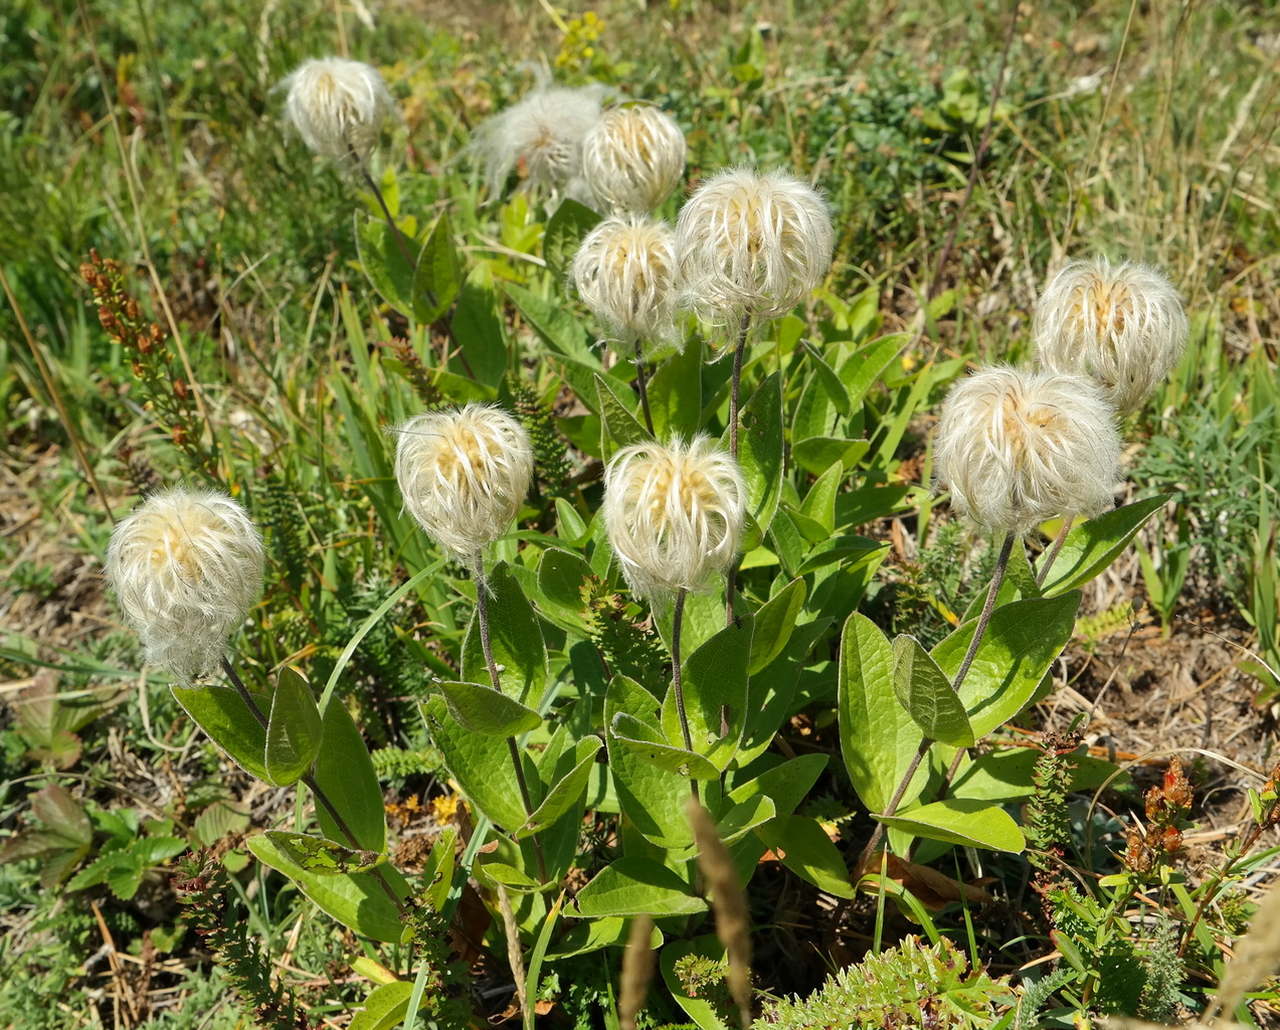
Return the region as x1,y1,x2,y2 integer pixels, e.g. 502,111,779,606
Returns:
675,168,833,326
472,84,608,198
581,104,686,213
393,404,533,564
1033,257,1188,414
105,488,264,683
572,214,680,351
602,437,746,600
280,57,395,163
934,366,1122,534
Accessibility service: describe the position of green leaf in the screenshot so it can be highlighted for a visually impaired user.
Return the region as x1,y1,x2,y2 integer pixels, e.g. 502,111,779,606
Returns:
461,562,547,705
610,713,720,779
172,682,270,782
647,334,703,439
729,372,784,532
837,613,927,813
715,794,776,846
596,373,650,458
421,696,525,830
412,212,461,324
798,463,843,536
474,860,545,893
660,615,753,771
574,857,705,917
518,738,603,838
878,799,1025,853
450,266,508,388
728,753,827,821
747,578,806,675
535,547,593,632
791,436,869,476
1039,495,1170,597
543,198,601,283
354,213,416,318
313,700,385,852
67,836,187,899
546,917,663,959
194,800,250,847
803,341,850,416
948,746,1121,801
263,831,383,875
437,680,542,736
247,833,409,942
755,816,855,899
349,981,414,1030
892,635,974,747
933,593,1081,739
840,333,906,408
605,676,694,849
661,936,732,1030
265,667,323,787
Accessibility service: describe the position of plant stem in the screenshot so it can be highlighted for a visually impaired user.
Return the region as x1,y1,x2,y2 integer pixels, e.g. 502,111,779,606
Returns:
218,658,406,914
475,562,549,882
634,339,655,436
860,531,1017,861
725,316,751,625
1035,515,1073,587
671,589,700,805
728,316,750,461
355,155,420,276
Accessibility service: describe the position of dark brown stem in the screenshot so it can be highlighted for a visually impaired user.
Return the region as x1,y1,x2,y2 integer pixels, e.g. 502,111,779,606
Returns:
671,589,700,804
860,531,1017,859
1035,515,1074,588
634,339,654,436
219,658,406,913
924,0,1020,302
355,155,420,277
475,563,549,881
725,316,750,625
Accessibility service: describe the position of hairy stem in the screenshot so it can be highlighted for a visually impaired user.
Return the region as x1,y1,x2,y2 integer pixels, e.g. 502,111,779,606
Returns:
475,562,549,882
1035,515,1073,587
219,658,406,914
671,589,700,804
725,316,751,624
634,339,655,436
860,531,1017,861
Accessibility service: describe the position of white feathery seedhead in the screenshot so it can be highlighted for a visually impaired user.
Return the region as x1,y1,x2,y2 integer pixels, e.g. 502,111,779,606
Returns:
581,104,686,213
393,404,534,565
280,57,396,163
572,214,681,351
675,167,833,326
472,84,608,198
1033,257,1188,414
105,488,264,683
934,366,1122,535
602,436,746,601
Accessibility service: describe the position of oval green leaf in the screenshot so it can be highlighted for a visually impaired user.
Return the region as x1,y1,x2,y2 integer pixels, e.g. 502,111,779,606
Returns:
875,799,1025,853
437,680,541,736
892,635,974,748
265,667,323,787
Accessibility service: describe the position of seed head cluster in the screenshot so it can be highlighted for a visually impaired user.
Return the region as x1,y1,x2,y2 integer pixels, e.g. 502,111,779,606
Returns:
1033,257,1188,414
581,104,686,213
675,168,833,326
280,57,396,164
934,366,1121,535
472,84,609,200
105,488,264,683
572,214,680,351
603,437,745,600
393,404,534,566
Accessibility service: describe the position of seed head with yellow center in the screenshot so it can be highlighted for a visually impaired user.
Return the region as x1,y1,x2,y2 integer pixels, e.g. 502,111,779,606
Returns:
105,488,264,682
1033,257,1188,414
279,57,396,164
572,214,681,352
393,404,534,567
603,437,746,601
581,104,686,213
934,366,1121,535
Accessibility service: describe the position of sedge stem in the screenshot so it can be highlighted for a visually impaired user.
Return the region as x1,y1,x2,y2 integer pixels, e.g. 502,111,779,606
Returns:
475,561,549,882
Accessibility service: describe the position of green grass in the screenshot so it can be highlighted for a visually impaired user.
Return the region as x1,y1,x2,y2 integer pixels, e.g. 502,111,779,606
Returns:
2,0,1278,1026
